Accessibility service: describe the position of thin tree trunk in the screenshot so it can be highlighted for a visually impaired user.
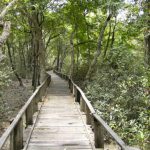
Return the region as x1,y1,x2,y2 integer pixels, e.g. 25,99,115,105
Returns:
86,14,112,81
56,40,61,71
86,23,91,66
110,16,117,49
0,0,18,61
103,22,112,58
144,0,150,66
70,31,75,77
6,41,24,86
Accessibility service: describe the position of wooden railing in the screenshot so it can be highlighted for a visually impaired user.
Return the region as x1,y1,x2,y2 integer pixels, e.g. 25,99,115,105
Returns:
0,74,51,150
54,70,131,150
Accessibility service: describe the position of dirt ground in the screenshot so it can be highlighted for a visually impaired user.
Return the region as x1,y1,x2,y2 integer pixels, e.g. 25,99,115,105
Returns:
0,79,33,136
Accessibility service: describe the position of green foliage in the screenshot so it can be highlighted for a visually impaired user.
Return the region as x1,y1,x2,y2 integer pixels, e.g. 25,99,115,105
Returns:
0,62,12,90
86,49,149,149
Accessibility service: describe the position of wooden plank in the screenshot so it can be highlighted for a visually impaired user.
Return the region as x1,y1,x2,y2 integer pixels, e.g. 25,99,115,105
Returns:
30,133,88,139
29,140,91,146
27,144,92,150
38,114,82,119
32,127,86,134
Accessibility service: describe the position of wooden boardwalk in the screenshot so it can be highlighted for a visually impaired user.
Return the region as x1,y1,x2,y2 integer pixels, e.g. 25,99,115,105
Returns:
26,72,94,150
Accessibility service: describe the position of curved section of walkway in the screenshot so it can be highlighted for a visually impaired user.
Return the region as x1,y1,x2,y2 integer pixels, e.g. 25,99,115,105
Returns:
26,72,94,150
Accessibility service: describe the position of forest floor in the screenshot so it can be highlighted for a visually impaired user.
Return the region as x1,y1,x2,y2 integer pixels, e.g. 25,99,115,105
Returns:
0,79,33,137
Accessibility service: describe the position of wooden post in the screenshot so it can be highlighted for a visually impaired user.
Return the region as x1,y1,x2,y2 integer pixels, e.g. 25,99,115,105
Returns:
80,98,85,112
94,118,104,148
33,98,38,113
76,89,80,103
26,102,33,125
13,118,23,150
68,79,71,89
85,105,91,125
70,82,73,93
74,87,77,102
73,85,75,96
10,131,14,150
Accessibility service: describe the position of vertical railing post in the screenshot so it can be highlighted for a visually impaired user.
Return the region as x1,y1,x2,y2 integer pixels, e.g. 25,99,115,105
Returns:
12,118,23,150
94,118,104,148
26,102,33,126
85,105,91,125
70,82,73,93
76,89,80,103
68,79,71,89
74,87,78,102
10,130,14,150
80,98,86,112
33,95,38,113
73,85,75,96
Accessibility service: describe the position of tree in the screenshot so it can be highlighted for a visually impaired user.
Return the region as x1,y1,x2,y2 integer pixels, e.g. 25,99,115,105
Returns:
85,14,112,81
0,0,18,57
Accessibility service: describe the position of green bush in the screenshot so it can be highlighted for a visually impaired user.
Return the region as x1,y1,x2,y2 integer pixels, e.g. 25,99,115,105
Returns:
85,49,149,149
0,63,12,90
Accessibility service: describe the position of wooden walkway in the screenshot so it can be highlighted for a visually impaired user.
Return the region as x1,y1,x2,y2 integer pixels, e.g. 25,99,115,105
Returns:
26,72,94,150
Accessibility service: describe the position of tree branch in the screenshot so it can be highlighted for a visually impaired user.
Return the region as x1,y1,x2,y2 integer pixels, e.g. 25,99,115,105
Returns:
0,0,18,20
0,21,11,47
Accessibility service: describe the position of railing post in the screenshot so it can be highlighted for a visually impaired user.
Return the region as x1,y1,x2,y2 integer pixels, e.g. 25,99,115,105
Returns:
68,79,71,89
11,118,23,150
70,82,73,93
94,118,104,148
26,102,33,125
85,105,91,125
10,131,14,150
33,95,38,113
80,98,86,112
76,89,80,103
73,85,75,96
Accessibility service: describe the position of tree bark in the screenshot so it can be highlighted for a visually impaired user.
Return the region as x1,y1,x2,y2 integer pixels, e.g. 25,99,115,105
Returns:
86,14,112,81
0,0,18,62
28,7,45,90
110,16,117,49
6,41,24,86
103,22,112,58
70,31,75,77
0,21,11,48
144,0,150,66
56,40,61,71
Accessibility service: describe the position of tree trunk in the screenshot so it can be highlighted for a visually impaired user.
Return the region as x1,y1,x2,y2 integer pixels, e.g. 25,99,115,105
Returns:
110,16,117,49
29,7,45,90
6,41,24,86
86,14,112,81
0,0,18,61
103,22,112,58
144,0,150,66
70,31,75,77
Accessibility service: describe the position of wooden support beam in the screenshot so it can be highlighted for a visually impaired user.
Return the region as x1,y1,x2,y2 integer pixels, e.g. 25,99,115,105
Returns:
25,102,33,126
94,118,104,148
76,89,81,103
85,104,91,125
11,118,23,150
80,98,86,112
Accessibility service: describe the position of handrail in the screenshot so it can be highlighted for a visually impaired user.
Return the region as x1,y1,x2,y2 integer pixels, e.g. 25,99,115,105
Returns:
0,73,51,150
54,70,131,150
